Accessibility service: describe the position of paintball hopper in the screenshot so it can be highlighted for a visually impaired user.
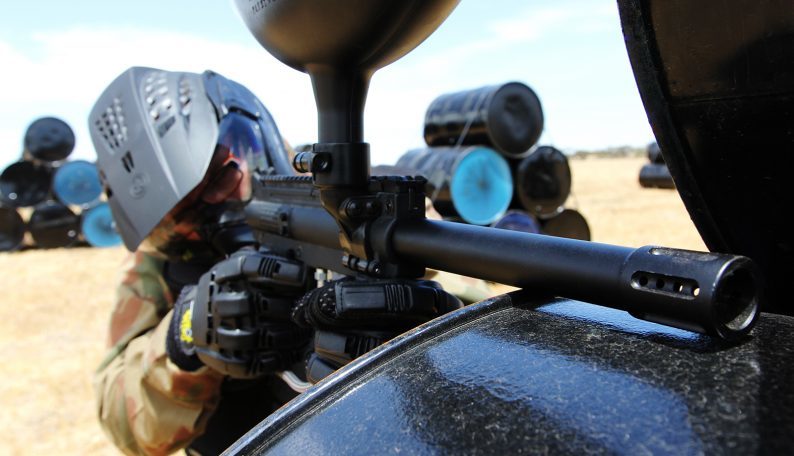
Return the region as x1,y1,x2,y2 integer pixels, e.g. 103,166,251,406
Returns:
234,0,460,142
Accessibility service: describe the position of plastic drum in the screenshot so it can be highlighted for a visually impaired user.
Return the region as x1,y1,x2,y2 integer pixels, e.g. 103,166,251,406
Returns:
53,160,103,206
424,82,544,158
541,209,591,241
491,210,542,234
0,205,25,251
0,161,53,208
24,117,75,162
80,202,122,247
396,146,514,225
28,200,80,248
513,146,572,217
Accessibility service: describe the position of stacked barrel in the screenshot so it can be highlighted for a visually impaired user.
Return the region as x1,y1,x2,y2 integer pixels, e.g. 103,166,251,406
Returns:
0,117,123,252
392,82,590,241
639,142,675,189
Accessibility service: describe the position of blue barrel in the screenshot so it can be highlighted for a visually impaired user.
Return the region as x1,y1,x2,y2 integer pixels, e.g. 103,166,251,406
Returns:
0,204,25,251
80,202,122,247
53,160,103,206
396,146,514,225
491,210,541,234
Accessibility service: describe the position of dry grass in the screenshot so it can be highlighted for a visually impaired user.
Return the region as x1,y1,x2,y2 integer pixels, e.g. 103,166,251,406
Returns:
568,156,704,250
0,156,703,455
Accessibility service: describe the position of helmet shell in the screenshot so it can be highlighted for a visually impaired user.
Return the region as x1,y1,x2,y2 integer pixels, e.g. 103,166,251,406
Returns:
89,67,219,251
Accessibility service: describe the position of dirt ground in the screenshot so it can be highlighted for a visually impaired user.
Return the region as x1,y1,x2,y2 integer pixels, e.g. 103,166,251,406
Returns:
0,156,704,455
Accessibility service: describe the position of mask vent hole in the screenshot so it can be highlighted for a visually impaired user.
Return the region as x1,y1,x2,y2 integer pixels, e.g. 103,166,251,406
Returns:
121,151,134,173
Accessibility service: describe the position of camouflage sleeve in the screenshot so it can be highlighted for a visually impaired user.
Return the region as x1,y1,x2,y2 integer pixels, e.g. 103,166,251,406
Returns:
93,252,223,455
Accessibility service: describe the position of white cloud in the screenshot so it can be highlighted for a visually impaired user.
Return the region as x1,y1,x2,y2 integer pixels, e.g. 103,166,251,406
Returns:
0,27,317,168
0,5,652,174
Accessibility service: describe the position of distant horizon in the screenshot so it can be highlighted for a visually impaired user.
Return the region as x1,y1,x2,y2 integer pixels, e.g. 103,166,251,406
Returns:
0,1,656,170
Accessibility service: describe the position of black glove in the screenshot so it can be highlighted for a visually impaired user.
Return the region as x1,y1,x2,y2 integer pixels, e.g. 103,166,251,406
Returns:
292,278,463,382
167,247,312,379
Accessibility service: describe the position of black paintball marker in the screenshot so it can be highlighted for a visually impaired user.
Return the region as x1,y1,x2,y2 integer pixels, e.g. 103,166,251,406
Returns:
235,0,761,341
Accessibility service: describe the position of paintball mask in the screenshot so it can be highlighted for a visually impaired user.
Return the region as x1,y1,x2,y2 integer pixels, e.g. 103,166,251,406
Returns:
89,67,293,260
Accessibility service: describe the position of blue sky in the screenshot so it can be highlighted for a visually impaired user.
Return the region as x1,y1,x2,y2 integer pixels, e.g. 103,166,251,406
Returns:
0,0,654,169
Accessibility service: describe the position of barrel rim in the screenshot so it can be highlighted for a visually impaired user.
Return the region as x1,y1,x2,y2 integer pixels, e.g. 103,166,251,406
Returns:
0,204,26,251
486,81,544,158
449,146,513,225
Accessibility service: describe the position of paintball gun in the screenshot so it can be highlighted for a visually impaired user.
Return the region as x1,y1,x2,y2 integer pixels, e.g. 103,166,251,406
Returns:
235,0,761,341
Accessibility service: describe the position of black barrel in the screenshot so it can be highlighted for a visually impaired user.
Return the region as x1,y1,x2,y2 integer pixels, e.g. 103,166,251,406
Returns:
0,161,53,207
24,117,75,162
0,205,25,252
491,210,541,234
541,208,591,241
395,146,514,225
28,200,80,248
513,145,572,217
647,141,664,164
423,82,544,158
639,163,675,189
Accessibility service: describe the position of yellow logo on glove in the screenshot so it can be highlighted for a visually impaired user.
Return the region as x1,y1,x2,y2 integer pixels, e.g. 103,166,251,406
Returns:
180,307,194,344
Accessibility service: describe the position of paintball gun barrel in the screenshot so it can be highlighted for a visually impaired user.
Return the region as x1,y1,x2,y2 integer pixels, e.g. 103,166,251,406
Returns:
246,174,758,340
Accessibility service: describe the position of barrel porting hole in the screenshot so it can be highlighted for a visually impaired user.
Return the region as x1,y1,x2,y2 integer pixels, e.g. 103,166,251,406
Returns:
632,271,698,298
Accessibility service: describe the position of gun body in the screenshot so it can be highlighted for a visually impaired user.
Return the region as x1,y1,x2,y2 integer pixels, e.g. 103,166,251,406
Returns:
246,173,759,340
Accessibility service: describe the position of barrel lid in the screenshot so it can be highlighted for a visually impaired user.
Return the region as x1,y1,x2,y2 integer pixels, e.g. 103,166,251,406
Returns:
0,205,25,251
491,210,541,234
28,200,79,248
487,82,544,157
515,146,572,216
53,160,103,206
24,117,75,162
542,209,591,241
0,161,53,208
450,147,513,225
81,202,123,247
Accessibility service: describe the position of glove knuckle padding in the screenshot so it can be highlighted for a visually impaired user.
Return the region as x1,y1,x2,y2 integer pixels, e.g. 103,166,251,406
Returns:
212,250,307,290
213,290,249,317
243,253,306,290
185,249,312,379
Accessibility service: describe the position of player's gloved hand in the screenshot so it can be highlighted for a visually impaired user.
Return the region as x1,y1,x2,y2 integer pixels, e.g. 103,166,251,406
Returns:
292,278,463,383
166,247,312,379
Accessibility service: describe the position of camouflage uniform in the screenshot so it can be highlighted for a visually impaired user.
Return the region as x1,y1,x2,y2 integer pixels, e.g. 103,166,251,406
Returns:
94,251,224,455
94,200,495,455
